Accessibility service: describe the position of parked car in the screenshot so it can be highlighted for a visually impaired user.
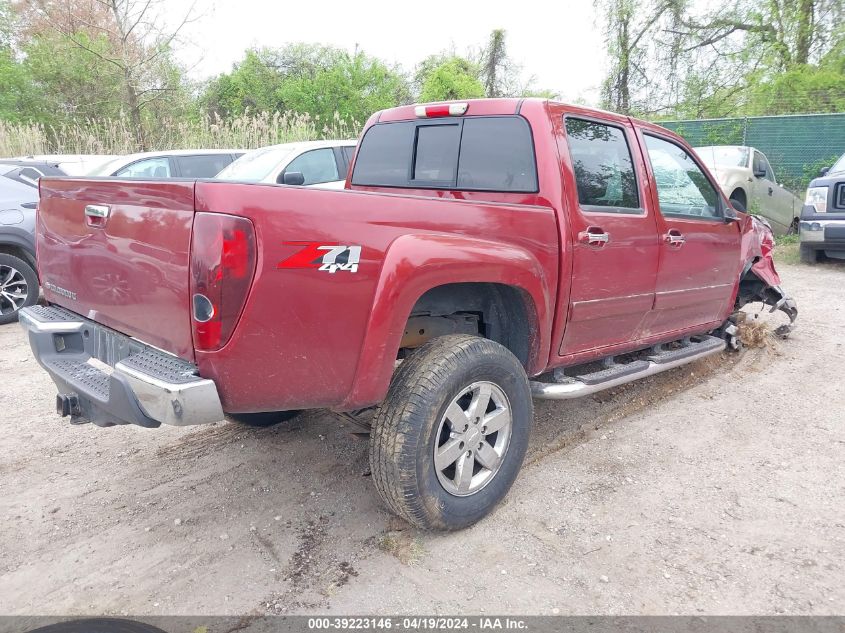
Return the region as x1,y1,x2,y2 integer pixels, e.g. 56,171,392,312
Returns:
9,154,119,176
215,140,356,188
0,176,38,324
22,98,797,530
798,151,845,264
695,145,802,235
0,160,67,188
89,149,244,178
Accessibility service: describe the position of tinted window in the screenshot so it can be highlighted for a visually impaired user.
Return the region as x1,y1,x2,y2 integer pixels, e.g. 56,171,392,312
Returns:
116,157,170,178
284,148,340,185
644,135,720,219
414,125,460,182
351,117,537,192
177,154,236,178
458,118,537,191
352,121,414,186
342,146,355,165
753,151,775,181
564,118,639,210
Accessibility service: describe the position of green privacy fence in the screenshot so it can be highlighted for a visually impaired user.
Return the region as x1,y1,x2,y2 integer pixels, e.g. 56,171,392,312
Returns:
658,113,845,191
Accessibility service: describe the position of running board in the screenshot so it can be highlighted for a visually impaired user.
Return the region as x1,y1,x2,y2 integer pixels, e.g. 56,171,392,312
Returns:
530,335,726,400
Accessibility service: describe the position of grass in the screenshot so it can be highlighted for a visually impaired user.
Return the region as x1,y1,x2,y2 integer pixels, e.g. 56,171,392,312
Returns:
0,112,360,156
775,233,800,266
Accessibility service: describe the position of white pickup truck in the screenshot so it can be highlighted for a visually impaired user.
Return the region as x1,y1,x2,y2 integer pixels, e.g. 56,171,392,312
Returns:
695,145,802,235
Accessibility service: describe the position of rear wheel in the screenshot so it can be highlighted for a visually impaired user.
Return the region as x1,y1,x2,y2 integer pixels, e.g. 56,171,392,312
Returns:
369,334,532,530
228,410,301,427
0,253,38,325
788,218,800,235
799,244,819,265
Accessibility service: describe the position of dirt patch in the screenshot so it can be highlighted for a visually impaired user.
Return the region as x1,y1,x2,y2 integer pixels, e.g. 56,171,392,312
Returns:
1,263,843,616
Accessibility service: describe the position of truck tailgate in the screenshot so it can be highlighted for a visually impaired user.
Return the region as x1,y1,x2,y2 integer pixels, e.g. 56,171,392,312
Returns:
37,178,196,360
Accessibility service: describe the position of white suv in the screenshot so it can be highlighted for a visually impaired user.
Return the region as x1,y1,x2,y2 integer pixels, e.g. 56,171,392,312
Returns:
215,140,357,189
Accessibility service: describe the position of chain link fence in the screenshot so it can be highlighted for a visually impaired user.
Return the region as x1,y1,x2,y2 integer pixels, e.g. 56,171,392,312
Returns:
659,113,845,192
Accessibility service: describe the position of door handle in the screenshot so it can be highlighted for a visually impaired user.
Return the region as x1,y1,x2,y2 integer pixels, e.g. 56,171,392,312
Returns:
578,227,610,248
84,204,110,227
663,230,685,247
768,187,773,196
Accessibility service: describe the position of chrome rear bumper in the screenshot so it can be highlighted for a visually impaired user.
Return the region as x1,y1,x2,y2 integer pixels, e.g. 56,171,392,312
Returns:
19,305,224,427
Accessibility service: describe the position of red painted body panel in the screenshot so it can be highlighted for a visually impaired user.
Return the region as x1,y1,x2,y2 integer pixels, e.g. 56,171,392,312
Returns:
192,182,557,412
35,98,789,415
36,179,197,360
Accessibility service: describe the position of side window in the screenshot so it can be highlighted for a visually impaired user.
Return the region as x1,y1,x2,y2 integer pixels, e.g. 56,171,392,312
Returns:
116,157,170,178
177,154,235,178
644,135,720,219
342,146,355,165
564,117,640,211
284,148,340,185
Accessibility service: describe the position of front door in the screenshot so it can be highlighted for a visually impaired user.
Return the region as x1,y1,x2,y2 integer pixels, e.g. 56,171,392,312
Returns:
638,132,742,334
752,151,794,232
557,115,660,356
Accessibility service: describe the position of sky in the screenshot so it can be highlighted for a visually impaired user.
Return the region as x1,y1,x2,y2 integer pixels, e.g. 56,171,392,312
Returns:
173,0,609,105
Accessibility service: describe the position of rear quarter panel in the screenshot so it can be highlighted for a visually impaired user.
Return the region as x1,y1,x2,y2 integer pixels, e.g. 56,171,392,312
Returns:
194,181,558,413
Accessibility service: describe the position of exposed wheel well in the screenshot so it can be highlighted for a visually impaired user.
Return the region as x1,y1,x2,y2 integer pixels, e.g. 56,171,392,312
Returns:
400,283,536,368
729,188,747,208
0,244,36,271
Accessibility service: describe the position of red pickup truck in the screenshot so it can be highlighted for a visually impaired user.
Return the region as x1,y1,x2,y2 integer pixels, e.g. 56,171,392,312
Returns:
21,98,796,530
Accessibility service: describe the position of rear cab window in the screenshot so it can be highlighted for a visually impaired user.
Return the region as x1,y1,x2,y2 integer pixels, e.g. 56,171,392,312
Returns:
351,116,538,193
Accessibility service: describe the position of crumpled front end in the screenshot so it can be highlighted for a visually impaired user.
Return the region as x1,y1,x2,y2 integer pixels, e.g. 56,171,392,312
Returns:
736,215,798,336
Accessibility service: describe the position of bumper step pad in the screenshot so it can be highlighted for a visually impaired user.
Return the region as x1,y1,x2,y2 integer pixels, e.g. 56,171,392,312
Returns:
19,305,224,427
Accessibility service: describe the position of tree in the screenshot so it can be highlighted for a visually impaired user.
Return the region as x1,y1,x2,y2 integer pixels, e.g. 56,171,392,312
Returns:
201,44,410,124
417,57,485,102
18,0,194,148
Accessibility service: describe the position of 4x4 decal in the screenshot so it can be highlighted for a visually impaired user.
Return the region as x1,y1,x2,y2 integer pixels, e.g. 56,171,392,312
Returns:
277,241,361,273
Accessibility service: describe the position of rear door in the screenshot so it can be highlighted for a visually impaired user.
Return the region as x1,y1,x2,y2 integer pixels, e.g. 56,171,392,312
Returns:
557,113,660,355
637,131,742,333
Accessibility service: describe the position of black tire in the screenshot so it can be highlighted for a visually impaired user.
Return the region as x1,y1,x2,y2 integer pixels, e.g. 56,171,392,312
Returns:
369,334,532,530
27,619,168,633
799,244,818,265
729,197,746,213
788,218,800,235
0,253,38,325
227,410,301,427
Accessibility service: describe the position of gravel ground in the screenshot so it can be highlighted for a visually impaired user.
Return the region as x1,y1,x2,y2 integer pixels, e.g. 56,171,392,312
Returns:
0,262,842,616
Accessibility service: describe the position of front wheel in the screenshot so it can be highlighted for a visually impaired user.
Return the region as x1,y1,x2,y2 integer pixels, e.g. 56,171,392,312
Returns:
0,253,39,325
369,335,532,530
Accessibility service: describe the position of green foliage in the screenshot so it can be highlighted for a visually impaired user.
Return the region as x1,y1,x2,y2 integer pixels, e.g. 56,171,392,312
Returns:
418,57,485,102
201,45,410,125
745,65,845,115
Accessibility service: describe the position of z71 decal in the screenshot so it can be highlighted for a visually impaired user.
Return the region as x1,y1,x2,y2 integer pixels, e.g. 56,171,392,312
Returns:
277,241,361,274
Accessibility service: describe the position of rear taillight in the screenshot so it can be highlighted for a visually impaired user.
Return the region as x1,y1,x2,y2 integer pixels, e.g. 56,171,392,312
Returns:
414,102,468,118
190,212,256,352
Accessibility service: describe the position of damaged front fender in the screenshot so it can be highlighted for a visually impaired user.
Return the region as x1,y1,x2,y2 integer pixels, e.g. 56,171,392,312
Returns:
735,215,798,337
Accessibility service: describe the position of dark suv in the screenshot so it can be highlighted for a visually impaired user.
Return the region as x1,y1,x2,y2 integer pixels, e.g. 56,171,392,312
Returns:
800,152,845,264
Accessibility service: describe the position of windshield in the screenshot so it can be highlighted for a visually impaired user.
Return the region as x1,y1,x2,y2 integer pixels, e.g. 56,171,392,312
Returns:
215,146,294,182
88,156,126,176
696,147,749,168
830,153,845,175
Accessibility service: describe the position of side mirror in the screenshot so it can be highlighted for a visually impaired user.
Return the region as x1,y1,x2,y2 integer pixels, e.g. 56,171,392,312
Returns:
282,171,305,186
818,167,830,177
752,167,767,178
724,205,740,222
